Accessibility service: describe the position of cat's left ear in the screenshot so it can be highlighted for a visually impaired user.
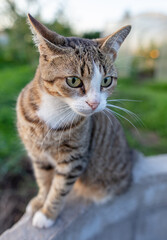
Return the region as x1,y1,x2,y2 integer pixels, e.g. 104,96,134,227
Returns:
95,25,131,61
27,13,71,56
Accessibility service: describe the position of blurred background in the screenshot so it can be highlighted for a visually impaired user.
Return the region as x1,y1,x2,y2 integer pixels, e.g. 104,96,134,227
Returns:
0,0,167,234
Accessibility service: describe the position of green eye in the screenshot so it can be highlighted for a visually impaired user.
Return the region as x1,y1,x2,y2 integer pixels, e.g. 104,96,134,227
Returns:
101,76,113,88
66,77,83,88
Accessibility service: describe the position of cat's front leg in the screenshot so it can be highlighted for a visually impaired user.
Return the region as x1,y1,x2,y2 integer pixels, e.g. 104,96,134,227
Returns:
32,159,87,228
26,161,54,215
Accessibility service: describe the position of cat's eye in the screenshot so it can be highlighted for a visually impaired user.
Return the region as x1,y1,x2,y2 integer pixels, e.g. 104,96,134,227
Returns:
66,77,83,88
101,76,113,88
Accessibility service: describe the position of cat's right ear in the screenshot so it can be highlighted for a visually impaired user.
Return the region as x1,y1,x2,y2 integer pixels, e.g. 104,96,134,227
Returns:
27,13,70,56
95,25,131,62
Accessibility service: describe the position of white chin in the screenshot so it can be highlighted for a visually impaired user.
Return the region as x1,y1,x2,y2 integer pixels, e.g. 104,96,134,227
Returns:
73,109,94,117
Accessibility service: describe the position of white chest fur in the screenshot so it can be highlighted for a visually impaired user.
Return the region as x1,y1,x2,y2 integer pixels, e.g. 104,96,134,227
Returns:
37,93,78,129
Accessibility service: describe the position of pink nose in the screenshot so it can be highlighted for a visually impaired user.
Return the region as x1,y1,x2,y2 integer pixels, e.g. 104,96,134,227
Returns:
86,101,100,110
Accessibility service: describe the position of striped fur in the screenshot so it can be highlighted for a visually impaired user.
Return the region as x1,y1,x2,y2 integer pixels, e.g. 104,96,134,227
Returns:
17,14,132,228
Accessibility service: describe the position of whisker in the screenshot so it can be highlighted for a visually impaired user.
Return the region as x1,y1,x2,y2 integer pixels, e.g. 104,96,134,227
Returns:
103,109,113,126
105,108,139,134
56,109,72,130
69,112,78,139
45,106,70,118
107,99,142,103
40,127,53,152
57,111,74,160
107,103,144,127
40,107,71,152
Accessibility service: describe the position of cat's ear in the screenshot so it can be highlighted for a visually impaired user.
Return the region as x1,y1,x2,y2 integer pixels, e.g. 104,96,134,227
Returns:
27,13,70,55
95,25,131,61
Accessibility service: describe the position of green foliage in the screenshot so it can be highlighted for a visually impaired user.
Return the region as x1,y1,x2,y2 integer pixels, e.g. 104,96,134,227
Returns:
0,64,36,179
82,31,101,39
0,16,38,65
47,21,75,37
109,77,167,155
0,15,75,65
130,43,160,79
0,6,74,65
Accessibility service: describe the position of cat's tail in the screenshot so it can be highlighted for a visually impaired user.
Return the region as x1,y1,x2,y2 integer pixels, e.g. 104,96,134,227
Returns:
132,150,167,184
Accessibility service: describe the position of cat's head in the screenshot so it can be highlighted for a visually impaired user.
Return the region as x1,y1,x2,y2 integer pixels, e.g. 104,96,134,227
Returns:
28,14,131,117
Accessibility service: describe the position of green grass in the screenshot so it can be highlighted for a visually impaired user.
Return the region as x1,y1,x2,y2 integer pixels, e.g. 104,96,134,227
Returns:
0,64,36,179
0,64,167,179
109,77,167,155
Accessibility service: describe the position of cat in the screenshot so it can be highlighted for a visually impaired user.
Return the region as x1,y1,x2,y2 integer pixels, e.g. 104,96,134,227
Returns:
16,13,133,228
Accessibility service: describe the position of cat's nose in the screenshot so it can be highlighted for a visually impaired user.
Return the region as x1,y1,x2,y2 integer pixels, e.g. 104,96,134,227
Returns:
86,101,100,110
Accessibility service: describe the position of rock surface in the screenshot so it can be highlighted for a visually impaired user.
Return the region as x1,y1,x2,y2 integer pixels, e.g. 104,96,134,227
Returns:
1,153,167,240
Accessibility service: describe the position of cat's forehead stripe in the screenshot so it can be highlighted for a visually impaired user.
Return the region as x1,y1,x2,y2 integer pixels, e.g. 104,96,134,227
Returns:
102,65,107,76
80,60,85,77
66,39,102,78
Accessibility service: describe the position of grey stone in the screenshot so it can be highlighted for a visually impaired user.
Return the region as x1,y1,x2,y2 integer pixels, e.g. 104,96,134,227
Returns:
135,208,167,240
1,153,167,240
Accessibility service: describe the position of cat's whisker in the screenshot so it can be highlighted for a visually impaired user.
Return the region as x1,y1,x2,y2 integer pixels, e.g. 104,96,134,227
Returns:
45,106,70,117
57,111,74,161
106,103,144,127
56,109,72,131
54,105,70,111
103,109,113,126
53,114,70,159
44,108,70,129
40,108,71,152
68,112,78,140
34,106,71,144
107,99,142,103
40,127,53,153
105,107,139,133
107,99,142,115
57,112,72,159
45,107,71,127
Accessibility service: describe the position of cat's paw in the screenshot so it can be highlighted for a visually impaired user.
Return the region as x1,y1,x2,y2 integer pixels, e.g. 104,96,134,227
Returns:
26,203,34,215
32,211,55,229
26,196,44,216
93,194,112,205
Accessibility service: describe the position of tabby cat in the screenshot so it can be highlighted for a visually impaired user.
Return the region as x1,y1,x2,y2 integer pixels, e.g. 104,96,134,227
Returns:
16,13,133,228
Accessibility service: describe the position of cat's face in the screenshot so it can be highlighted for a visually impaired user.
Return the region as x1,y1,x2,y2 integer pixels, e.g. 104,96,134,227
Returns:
40,39,117,117
28,14,131,117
